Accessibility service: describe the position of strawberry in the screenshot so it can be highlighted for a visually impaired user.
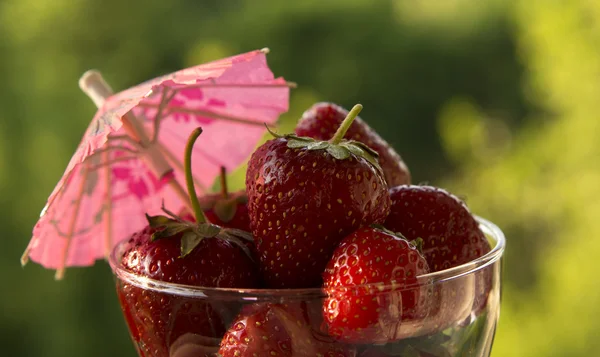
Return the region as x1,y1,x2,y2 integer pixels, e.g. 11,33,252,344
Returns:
322,226,431,344
199,166,251,231
383,185,490,271
246,104,391,288
116,128,260,357
295,102,411,187
219,303,357,357
117,224,258,357
383,185,492,333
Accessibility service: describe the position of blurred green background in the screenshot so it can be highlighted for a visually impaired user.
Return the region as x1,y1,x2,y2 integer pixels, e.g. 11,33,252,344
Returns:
1,0,598,356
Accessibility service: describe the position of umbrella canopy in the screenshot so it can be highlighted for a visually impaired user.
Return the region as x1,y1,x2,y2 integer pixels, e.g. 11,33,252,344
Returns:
22,48,291,279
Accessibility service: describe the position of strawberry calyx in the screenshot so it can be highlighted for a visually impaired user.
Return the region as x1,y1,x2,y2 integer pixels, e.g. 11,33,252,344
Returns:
145,211,254,258
267,104,383,172
198,166,249,223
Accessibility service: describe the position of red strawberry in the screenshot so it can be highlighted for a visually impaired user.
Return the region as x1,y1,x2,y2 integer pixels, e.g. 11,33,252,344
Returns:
295,102,411,187
219,303,357,357
383,185,492,333
246,104,391,288
383,185,490,271
199,166,251,231
116,128,260,357
322,227,431,344
117,224,258,357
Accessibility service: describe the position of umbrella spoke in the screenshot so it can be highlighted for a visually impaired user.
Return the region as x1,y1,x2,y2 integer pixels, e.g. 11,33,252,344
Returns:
107,135,142,149
89,146,139,161
50,220,94,238
86,155,138,171
103,150,113,259
182,81,297,90
163,106,271,127
156,142,207,192
136,102,274,127
153,87,177,142
55,166,90,279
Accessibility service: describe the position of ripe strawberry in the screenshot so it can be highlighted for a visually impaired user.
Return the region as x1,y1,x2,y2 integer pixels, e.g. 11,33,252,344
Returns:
383,185,492,333
117,224,259,357
116,128,260,357
322,226,431,344
295,102,411,187
246,104,391,288
199,166,251,231
219,303,357,357
383,185,490,271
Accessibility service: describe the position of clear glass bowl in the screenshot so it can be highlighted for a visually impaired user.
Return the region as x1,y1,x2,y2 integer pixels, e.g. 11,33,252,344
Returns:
109,217,505,357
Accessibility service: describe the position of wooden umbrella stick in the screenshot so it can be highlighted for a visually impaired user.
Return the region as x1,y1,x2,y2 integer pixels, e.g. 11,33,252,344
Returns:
78,71,193,208
78,71,142,143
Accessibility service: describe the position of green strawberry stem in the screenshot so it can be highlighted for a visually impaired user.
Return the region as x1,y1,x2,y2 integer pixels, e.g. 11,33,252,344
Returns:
220,166,229,199
184,127,208,224
329,104,363,145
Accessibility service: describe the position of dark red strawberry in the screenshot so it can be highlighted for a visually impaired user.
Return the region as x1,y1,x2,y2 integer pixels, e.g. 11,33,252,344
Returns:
246,104,391,288
383,185,490,271
219,303,357,357
322,227,431,344
117,225,258,357
116,128,260,357
383,185,492,333
199,166,251,231
295,102,411,186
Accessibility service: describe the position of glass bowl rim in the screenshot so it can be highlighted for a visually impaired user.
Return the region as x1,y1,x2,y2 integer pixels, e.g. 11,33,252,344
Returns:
108,215,505,299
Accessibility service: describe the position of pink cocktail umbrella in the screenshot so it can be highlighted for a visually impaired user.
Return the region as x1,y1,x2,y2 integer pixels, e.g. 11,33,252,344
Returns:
21,48,292,279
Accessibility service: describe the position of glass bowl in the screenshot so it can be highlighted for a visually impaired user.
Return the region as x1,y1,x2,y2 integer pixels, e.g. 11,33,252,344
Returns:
109,216,505,357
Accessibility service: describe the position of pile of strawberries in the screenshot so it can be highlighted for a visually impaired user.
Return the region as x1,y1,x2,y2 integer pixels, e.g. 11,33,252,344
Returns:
116,103,492,357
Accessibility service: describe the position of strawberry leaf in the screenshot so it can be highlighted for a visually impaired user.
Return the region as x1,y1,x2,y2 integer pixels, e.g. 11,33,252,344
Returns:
341,141,383,174
220,228,255,261
287,137,314,149
349,140,380,158
306,141,329,150
195,224,221,238
326,145,351,160
265,125,284,139
151,224,193,241
146,214,176,228
225,228,254,242
180,231,204,257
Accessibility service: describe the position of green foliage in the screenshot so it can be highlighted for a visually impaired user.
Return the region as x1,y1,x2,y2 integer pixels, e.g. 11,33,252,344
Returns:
0,0,595,356
440,1,600,355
